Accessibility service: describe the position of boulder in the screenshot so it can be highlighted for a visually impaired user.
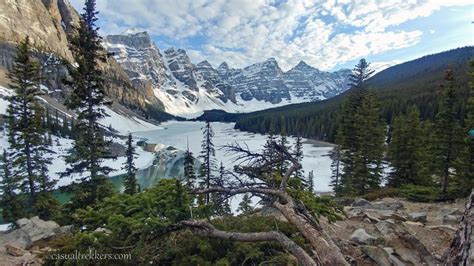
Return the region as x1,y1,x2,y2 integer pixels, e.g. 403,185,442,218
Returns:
408,212,427,223
352,198,371,207
5,244,27,257
371,201,404,211
16,216,59,243
361,245,391,265
346,207,364,218
94,227,112,235
439,207,463,217
350,229,377,245
54,225,73,236
0,229,32,249
442,215,461,225
375,220,395,235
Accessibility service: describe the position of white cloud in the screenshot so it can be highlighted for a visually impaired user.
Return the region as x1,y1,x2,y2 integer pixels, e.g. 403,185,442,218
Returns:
69,0,472,71
371,60,403,74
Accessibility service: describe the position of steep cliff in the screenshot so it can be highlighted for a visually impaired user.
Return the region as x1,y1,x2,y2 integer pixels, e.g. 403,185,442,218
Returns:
0,0,164,119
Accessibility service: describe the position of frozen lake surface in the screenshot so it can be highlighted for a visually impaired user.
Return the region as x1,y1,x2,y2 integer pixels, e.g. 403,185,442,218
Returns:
134,121,334,192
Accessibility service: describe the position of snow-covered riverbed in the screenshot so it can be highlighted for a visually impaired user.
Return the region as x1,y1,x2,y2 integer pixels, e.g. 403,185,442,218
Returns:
134,121,334,192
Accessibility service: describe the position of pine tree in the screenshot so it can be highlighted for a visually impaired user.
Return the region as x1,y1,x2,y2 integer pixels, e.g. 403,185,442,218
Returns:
211,162,231,216
337,59,379,196
6,36,53,208
294,135,304,181
454,60,474,193
337,59,373,152
307,170,314,193
123,134,138,195
352,92,384,195
329,145,342,195
183,138,196,188
277,128,291,176
199,122,216,204
388,106,431,187
262,122,278,186
434,69,463,194
237,193,253,215
62,0,114,208
0,149,23,222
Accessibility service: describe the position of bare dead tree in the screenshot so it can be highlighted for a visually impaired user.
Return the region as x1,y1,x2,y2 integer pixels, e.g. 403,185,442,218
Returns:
180,141,349,265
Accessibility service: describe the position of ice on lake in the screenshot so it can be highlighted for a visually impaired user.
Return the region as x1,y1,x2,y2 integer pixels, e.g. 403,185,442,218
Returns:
134,121,334,192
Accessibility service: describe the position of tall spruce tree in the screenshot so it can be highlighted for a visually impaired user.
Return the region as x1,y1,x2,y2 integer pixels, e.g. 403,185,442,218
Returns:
277,128,291,176
211,162,231,216
388,107,430,187
434,69,463,194
6,36,53,208
336,59,383,196
183,137,196,188
329,145,342,195
63,0,114,207
454,60,474,192
0,149,23,222
262,122,278,186
307,170,314,193
123,134,138,195
237,193,253,215
294,135,304,181
352,92,384,194
199,121,216,204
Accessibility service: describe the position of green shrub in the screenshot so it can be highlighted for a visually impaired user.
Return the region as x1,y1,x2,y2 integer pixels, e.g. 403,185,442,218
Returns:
400,185,439,202
361,188,401,201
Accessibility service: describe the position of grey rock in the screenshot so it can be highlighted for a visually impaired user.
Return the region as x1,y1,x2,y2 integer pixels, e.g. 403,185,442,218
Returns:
375,220,395,235
0,229,32,249
371,201,404,211
408,212,427,223
5,244,27,257
361,245,391,265
440,207,463,217
352,198,372,207
94,227,112,235
16,216,59,243
350,229,377,245
442,215,461,225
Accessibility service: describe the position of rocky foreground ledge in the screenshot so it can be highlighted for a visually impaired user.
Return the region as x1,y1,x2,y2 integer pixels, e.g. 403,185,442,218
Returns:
319,193,473,265
0,192,472,265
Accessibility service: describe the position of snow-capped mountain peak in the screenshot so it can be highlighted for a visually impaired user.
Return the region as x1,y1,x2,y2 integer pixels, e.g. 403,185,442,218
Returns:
104,29,352,117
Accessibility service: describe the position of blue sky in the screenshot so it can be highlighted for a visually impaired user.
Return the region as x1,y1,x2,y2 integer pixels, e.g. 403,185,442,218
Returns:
70,0,473,72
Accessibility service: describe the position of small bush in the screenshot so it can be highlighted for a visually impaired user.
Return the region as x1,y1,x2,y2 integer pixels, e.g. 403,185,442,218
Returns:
361,188,401,201
400,185,439,202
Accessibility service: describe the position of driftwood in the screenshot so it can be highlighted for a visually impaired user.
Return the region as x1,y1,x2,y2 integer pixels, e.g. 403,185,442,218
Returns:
181,141,349,265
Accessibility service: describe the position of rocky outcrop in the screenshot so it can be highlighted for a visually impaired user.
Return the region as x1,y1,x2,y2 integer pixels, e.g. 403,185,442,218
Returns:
0,0,78,61
0,0,163,121
322,197,469,265
0,217,72,250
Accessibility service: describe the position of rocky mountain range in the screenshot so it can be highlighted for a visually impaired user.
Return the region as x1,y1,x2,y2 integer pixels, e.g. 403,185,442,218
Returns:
104,30,352,117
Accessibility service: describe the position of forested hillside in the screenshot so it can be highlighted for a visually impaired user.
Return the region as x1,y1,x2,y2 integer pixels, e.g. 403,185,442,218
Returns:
235,47,473,142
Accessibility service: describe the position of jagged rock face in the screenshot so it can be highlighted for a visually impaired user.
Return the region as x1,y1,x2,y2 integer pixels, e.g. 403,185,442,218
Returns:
283,61,351,100
104,30,351,116
105,31,170,88
164,48,198,91
228,58,290,104
0,0,78,62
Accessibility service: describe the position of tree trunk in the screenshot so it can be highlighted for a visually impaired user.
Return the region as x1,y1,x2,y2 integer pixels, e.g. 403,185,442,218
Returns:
274,200,349,265
182,220,316,265
444,190,473,265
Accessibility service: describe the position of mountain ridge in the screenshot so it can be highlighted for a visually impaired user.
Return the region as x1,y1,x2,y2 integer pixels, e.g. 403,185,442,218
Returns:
103,30,353,117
